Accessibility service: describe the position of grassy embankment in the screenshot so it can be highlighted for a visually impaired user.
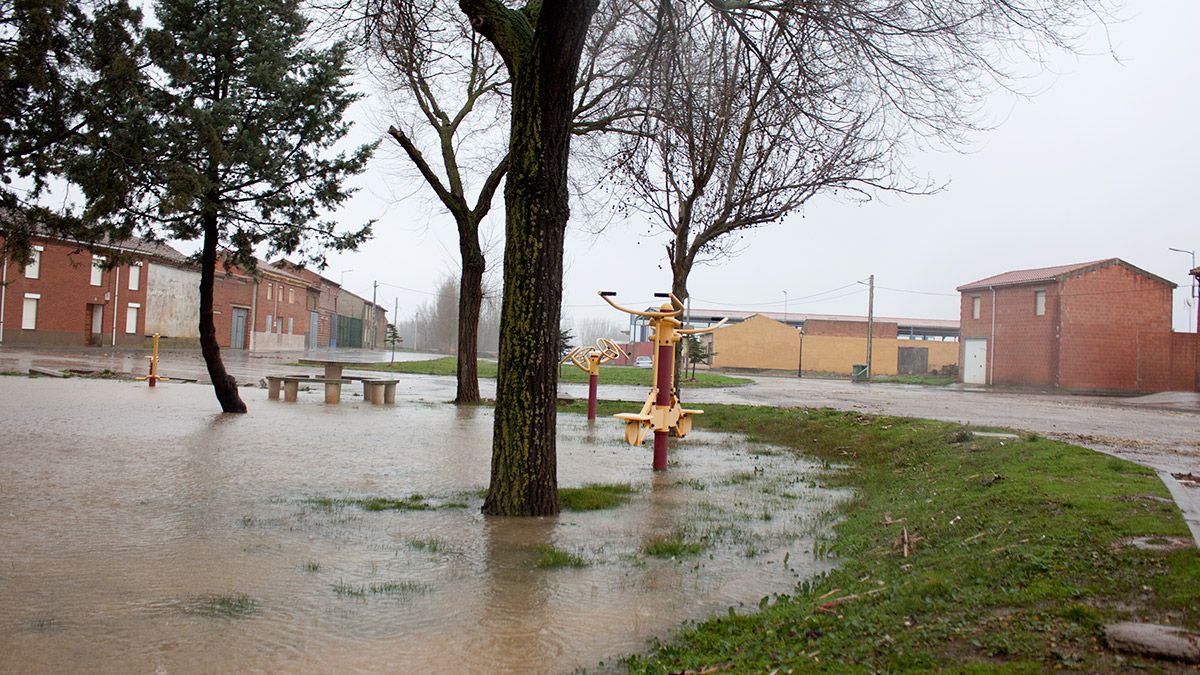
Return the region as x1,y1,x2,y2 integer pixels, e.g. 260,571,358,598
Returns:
291,356,750,388
563,399,1199,672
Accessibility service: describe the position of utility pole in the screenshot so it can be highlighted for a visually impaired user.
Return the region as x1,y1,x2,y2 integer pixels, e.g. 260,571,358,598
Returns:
866,274,874,379
391,297,398,363
783,290,788,324
370,280,379,350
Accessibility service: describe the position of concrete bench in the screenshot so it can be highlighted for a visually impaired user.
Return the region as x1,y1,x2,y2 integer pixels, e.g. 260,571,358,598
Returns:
279,375,349,404
361,378,400,405
267,374,309,400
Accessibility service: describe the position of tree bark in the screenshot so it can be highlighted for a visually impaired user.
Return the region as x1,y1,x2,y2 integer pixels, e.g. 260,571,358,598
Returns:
472,0,599,517
199,209,247,414
454,224,484,404
672,265,690,392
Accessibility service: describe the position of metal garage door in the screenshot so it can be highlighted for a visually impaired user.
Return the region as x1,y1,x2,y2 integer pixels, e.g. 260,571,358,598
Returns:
962,338,987,384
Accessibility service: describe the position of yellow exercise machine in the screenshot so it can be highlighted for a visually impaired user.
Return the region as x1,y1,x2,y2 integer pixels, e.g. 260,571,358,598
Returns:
134,333,175,387
598,291,726,470
560,338,628,421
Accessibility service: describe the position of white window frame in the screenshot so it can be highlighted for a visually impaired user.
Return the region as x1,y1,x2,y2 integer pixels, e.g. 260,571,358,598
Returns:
288,287,295,304
287,317,293,334
126,303,141,334
266,283,273,300
971,296,981,320
22,293,40,330
265,314,273,333
90,255,105,286
25,245,43,279
1034,289,1046,316
128,262,141,291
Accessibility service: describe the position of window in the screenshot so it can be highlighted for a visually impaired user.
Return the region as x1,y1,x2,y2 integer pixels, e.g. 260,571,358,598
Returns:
128,263,141,291
265,314,273,333
267,283,273,300
287,317,293,334
1034,290,1046,316
126,303,140,334
287,287,295,304
25,246,43,279
22,294,39,329
971,296,981,320
90,255,105,286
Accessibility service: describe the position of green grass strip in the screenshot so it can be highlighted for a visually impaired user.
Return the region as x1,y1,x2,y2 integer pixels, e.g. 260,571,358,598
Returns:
560,399,1199,672
559,483,637,511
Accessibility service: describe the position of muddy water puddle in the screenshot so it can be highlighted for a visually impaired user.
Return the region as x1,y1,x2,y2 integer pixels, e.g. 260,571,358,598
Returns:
0,378,846,673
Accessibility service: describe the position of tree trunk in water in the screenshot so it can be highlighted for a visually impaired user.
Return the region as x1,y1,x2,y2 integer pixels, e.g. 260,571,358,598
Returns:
199,212,247,413
482,0,598,517
455,232,484,404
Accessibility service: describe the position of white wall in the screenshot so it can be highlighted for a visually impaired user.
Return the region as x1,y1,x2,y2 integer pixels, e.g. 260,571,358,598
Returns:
251,331,306,352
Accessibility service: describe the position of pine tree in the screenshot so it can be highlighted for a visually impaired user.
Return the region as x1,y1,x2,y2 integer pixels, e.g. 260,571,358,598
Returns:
136,0,375,412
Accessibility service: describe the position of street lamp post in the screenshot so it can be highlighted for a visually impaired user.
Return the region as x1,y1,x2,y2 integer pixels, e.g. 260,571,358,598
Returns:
1168,247,1197,333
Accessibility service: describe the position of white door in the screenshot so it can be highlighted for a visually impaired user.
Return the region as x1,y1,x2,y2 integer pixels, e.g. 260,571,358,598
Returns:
963,338,988,384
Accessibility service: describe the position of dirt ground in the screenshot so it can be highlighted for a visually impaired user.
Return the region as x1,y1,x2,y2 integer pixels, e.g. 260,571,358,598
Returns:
2,345,1197,542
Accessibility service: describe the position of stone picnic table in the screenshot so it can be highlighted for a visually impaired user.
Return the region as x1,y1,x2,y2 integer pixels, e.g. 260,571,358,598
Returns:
264,358,399,405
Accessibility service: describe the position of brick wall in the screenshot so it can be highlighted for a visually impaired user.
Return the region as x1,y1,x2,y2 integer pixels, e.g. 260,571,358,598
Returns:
255,273,311,347
1057,264,1173,390
1,237,149,346
211,270,255,348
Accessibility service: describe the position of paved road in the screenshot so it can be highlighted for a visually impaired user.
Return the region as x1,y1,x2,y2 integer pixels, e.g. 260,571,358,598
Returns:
3,345,1197,541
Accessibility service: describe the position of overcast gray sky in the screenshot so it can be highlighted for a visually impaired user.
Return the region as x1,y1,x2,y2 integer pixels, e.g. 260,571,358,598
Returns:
319,0,1198,334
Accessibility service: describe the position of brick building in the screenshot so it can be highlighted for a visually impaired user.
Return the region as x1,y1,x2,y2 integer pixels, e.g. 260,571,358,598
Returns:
1,234,187,347
957,258,1197,392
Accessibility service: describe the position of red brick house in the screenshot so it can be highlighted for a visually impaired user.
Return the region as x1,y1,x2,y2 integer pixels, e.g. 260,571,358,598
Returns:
957,258,1197,392
0,234,187,347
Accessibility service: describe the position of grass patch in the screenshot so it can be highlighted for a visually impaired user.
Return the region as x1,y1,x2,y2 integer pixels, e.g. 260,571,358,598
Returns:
304,495,433,511
303,561,321,573
406,537,450,553
643,531,707,558
288,356,750,388
534,545,590,569
586,402,1200,672
334,579,428,597
186,593,256,618
559,483,637,511
868,374,957,386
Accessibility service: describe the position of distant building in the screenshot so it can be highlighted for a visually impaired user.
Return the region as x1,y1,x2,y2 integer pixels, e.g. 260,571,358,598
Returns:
2,233,386,352
957,258,1197,392
0,233,187,347
708,313,959,376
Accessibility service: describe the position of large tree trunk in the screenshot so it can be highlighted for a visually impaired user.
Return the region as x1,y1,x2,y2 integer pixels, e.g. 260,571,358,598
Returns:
199,211,247,413
455,226,484,404
480,0,598,517
671,264,690,393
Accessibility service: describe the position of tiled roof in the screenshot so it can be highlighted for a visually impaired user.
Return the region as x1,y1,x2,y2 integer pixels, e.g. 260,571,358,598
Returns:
956,258,1176,292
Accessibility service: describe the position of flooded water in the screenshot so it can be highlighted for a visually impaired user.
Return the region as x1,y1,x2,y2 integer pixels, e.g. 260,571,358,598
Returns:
0,378,846,674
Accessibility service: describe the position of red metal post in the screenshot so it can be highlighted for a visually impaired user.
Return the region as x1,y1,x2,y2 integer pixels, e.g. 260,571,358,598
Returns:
653,342,673,470
587,371,598,421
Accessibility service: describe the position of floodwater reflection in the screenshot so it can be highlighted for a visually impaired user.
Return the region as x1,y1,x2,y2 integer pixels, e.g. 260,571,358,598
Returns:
0,378,847,673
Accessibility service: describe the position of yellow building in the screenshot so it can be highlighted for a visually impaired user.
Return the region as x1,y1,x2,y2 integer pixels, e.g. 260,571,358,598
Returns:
709,314,959,376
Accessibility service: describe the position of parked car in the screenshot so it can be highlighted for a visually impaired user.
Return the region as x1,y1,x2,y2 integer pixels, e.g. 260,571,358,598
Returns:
634,356,653,368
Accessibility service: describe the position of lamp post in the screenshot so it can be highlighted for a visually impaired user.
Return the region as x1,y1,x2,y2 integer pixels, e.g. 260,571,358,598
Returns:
1169,248,1197,333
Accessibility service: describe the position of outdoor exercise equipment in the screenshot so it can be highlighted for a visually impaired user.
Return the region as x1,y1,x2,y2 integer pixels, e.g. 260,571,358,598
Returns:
560,338,628,421
134,333,175,387
598,291,727,470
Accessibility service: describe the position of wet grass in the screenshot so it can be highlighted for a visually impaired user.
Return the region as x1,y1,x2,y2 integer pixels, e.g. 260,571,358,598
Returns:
406,537,450,553
185,593,256,618
534,545,590,569
303,561,321,573
642,531,707,559
288,356,750,388
868,374,957,386
552,401,1200,672
304,495,433,511
559,483,637,511
559,400,1198,669
334,580,429,597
